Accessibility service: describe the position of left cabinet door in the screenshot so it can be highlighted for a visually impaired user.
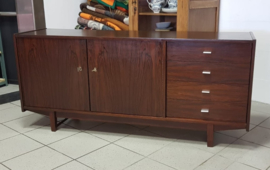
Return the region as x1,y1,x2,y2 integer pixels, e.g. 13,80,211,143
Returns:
16,38,90,111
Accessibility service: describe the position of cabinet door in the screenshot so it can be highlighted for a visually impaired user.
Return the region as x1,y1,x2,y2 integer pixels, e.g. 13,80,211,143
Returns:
17,38,90,111
88,39,165,117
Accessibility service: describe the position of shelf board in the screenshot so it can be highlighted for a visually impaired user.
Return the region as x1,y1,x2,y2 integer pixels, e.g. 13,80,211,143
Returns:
139,12,177,16
0,12,17,17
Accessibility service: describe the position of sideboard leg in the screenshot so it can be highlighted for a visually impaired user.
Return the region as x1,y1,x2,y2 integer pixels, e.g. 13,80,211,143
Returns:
207,124,214,147
49,112,57,132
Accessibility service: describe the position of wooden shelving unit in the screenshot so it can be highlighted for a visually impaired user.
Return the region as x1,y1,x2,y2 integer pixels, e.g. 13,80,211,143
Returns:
129,0,220,32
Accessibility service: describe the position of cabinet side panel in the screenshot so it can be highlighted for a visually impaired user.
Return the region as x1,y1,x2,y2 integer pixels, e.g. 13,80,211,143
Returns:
16,38,90,111
88,39,165,117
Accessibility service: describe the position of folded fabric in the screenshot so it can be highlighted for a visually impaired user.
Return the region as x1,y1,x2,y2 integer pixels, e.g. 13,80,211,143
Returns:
97,0,116,9
116,6,128,14
75,25,94,30
115,1,128,11
86,1,127,16
84,4,129,25
81,7,129,30
79,12,121,30
116,0,128,5
77,17,114,30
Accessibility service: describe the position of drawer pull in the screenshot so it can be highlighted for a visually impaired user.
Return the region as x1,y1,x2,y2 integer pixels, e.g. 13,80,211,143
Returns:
92,67,97,72
203,51,212,54
202,90,210,94
77,66,82,72
201,109,209,113
202,71,211,75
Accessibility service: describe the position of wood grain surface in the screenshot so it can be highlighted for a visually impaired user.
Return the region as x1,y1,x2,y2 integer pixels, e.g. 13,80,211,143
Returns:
16,38,90,111
88,39,165,117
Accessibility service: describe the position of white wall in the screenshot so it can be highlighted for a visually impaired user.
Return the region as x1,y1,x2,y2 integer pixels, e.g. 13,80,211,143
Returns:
44,0,270,104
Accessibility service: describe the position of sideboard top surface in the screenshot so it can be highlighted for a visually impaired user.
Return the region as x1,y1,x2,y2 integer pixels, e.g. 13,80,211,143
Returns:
15,29,255,41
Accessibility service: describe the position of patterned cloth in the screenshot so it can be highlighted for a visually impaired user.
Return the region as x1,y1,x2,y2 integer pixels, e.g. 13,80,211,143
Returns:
77,17,114,30
79,12,121,30
80,5,129,30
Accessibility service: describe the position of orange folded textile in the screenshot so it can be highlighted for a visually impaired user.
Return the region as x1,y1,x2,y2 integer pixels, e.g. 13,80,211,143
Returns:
80,12,121,31
81,8,129,30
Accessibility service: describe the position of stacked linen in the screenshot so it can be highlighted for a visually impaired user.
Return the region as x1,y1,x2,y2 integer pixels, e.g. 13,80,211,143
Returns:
75,0,129,31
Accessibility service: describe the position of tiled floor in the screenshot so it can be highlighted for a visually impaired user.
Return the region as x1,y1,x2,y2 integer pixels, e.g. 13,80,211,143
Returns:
1,86,270,170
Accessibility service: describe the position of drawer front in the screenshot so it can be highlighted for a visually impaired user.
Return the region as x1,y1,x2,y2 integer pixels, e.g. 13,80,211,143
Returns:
168,61,250,84
167,99,247,122
167,81,249,103
167,41,252,64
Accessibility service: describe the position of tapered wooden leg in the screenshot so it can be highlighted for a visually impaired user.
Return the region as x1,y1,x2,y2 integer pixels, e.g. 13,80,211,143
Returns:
207,124,214,147
49,112,57,132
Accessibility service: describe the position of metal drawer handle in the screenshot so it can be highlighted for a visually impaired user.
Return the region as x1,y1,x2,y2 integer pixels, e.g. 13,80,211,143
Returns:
202,90,210,94
203,51,212,54
77,66,82,72
202,71,211,75
201,109,209,113
92,67,97,72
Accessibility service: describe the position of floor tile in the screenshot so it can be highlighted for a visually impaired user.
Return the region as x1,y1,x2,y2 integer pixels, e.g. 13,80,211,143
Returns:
0,124,19,141
219,139,270,170
250,109,270,125
194,155,233,170
3,114,50,133
3,147,72,170
146,126,236,154
0,91,20,104
54,161,93,170
64,119,102,131
115,130,174,156
0,164,9,170
0,103,15,111
218,124,256,138
25,125,80,145
125,158,175,170
49,132,109,159
78,144,143,170
251,101,270,114
0,106,33,123
225,162,258,170
149,141,213,170
11,100,21,106
259,117,270,129
0,135,43,162
0,84,19,95
86,123,140,142
241,126,270,147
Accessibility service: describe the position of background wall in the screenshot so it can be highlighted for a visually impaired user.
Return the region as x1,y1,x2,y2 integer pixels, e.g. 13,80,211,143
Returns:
43,0,270,104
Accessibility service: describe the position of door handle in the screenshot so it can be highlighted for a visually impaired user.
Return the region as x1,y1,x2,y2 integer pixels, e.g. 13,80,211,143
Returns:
77,66,82,72
92,67,97,72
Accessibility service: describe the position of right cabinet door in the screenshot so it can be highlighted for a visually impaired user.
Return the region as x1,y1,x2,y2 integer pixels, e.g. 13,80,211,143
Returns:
88,39,165,117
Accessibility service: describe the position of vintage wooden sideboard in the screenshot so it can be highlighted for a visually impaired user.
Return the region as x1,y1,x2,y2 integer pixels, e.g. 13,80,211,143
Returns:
14,29,256,147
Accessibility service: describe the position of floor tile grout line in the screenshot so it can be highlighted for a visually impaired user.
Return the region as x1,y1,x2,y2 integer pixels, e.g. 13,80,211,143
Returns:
74,160,95,170
0,163,11,170
1,146,45,164
113,143,149,157
75,143,112,161
239,162,261,170
51,159,75,170
191,153,221,170
0,112,36,124
146,155,179,170
121,156,146,170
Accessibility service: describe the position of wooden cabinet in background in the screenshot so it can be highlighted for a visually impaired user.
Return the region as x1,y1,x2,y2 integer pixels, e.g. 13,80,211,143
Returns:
129,0,220,32
14,29,256,147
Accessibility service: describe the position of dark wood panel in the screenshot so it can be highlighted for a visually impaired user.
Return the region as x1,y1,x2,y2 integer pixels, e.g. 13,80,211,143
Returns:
167,41,252,64
24,106,247,131
15,29,254,41
16,38,90,111
167,81,249,103
88,39,165,117
167,99,247,122
167,61,250,84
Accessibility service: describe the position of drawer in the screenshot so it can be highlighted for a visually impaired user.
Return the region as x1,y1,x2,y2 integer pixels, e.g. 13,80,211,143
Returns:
167,81,249,103
167,61,250,84
167,41,252,64
167,99,247,122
